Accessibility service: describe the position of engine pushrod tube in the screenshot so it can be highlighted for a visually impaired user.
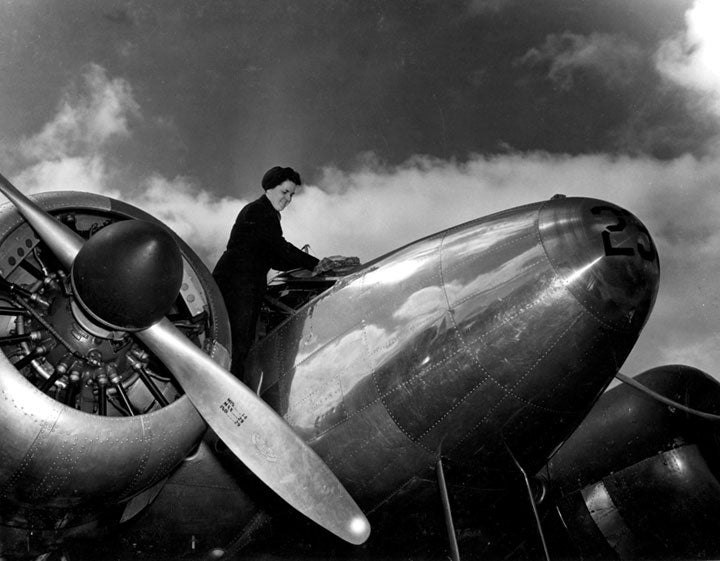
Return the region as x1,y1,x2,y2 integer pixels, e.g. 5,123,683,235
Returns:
0,307,30,316
18,260,45,280
64,380,79,407
0,333,34,344
98,385,107,416
12,347,46,370
137,366,170,407
39,368,63,393
112,382,136,416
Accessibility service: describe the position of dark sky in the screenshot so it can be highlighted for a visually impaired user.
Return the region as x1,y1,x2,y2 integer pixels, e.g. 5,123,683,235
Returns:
0,0,705,195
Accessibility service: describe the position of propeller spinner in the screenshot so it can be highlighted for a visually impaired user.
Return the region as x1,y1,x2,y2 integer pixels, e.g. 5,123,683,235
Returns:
0,172,370,545
71,220,184,331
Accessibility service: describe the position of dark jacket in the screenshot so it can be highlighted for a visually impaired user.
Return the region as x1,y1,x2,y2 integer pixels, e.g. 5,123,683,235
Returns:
213,194,319,288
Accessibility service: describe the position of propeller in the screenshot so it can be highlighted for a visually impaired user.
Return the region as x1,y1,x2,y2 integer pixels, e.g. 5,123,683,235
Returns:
0,173,370,545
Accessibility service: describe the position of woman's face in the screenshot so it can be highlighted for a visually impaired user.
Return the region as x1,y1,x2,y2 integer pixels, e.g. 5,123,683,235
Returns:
266,180,297,212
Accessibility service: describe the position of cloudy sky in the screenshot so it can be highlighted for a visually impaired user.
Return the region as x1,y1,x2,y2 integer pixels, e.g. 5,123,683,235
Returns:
1,0,719,378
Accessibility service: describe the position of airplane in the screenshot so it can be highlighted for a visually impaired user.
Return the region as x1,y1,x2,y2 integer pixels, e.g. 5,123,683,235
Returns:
0,171,718,560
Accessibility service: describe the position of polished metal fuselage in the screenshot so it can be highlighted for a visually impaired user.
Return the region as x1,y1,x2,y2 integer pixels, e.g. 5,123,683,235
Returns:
246,196,659,511
0,194,661,558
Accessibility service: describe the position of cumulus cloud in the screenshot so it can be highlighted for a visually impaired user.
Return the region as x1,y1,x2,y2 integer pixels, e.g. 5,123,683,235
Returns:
281,150,720,379
127,174,242,264
656,0,720,115
14,156,115,197
5,58,720,382
19,64,139,161
285,152,720,265
8,63,241,265
517,31,645,90
515,5,720,156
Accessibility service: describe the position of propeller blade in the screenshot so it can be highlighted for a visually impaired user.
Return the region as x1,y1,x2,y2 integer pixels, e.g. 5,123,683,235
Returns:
0,174,371,545
0,172,83,267
139,319,370,544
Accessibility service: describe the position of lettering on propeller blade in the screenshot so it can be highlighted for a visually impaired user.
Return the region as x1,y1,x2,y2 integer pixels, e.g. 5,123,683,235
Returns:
220,398,248,427
591,206,656,261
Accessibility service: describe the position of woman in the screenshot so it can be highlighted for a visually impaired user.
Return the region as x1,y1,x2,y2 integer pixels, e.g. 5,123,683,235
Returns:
213,166,319,379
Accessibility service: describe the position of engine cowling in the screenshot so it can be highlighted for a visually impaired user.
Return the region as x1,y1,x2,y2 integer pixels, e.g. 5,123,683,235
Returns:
0,192,230,557
543,365,720,560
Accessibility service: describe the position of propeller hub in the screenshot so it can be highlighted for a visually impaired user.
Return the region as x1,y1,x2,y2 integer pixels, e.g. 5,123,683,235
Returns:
71,220,183,331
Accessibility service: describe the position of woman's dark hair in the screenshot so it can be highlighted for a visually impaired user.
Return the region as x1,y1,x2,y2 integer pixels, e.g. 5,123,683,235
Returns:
261,166,302,190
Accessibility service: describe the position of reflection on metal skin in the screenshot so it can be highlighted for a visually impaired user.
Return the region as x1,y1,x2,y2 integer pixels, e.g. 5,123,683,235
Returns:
246,197,660,510
557,445,720,560
0,192,225,553
545,365,720,560
0,352,203,503
0,184,370,548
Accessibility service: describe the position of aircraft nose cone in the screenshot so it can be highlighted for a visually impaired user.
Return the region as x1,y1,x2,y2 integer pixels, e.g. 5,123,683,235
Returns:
539,198,660,332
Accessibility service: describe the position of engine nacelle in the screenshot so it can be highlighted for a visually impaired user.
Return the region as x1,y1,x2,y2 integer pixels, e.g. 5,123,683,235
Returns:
0,192,230,557
544,365,720,560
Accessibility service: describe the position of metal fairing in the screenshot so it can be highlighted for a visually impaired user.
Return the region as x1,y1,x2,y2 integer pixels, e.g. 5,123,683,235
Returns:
544,365,720,560
0,192,229,557
245,196,660,512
